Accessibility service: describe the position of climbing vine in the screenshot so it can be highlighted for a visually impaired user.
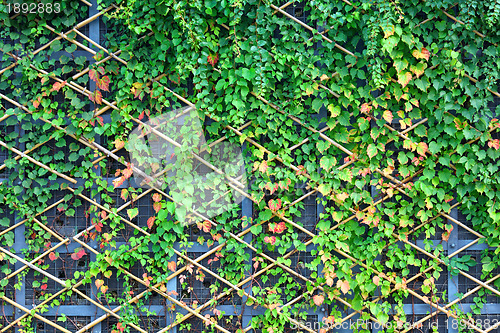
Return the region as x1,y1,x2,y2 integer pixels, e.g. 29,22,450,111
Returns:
0,0,500,332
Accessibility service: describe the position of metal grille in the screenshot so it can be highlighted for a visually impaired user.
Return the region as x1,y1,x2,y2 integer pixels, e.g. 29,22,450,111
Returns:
0,1,499,333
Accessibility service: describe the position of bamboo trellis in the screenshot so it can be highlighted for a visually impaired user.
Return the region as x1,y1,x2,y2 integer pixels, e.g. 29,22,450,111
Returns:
1,1,500,333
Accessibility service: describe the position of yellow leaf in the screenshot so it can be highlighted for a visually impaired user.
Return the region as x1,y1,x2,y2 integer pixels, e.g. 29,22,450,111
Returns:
383,110,393,123
318,184,331,196
383,25,395,38
337,279,350,294
320,74,330,81
328,104,340,118
397,71,412,88
412,47,430,61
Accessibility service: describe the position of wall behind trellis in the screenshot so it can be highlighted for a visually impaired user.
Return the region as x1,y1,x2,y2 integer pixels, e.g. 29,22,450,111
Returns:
1,0,500,333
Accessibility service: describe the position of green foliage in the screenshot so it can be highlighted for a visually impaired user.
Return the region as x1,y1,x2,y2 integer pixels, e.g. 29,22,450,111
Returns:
0,0,500,332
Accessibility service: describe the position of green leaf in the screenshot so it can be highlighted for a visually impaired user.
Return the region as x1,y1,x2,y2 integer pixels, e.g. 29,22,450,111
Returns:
320,156,336,171
241,68,256,80
367,144,377,159
316,140,330,153
259,209,272,222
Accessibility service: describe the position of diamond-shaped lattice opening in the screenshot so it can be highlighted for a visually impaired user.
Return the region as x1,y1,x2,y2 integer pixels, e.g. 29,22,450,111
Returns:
102,148,129,178
99,15,109,46
102,314,168,333
454,209,479,240
68,24,89,45
488,96,500,115
25,253,90,305
186,203,242,242
412,218,447,242
40,189,93,238
272,1,314,42
32,316,90,333
99,264,155,306
36,136,87,169
0,203,15,231
177,251,242,306
0,123,17,178
257,251,314,304
0,314,15,333
457,250,500,304
101,190,162,243
289,129,317,167
295,191,318,240
178,315,242,333
45,57,91,88
403,264,448,306
0,260,16,300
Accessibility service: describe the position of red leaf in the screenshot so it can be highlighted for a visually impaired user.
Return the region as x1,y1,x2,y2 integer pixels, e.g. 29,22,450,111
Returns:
152,193,162,202
337,279,350,294
416,142,428,157
41,284,47,290
197,220,211,233
360,103,372,114
259,161,268,173
383,110,393,123
296,165,307,176
89,69,98,82
272,222,286,234
138,110,145,120
122,164,133,179
113,176,125,188
264,236,276,245
168,261,176,272
412,47,430,61
94,90,103,105
96,116,104,126
100,210,107,219
268,198,282,212
313,294,324,306
142,273,153,286
49,252,57,261
121,188,129,201
117,323,125,333
98,76,110,92
147,216,155,229
33,98,41,109
72,248,86,260
488,139,500,150
207,53,219,66
51,81,66,92
153,202,161,213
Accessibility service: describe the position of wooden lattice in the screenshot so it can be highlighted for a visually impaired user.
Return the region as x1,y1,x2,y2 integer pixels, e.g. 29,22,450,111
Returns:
1,1,500,333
